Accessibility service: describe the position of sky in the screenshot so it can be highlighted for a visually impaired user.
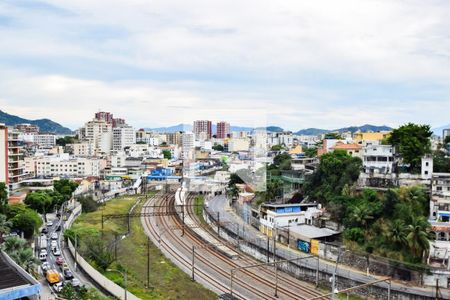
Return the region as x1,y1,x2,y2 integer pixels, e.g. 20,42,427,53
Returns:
0,0,449,131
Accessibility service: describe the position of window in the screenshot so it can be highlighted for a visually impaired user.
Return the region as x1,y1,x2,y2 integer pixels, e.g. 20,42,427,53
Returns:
426,162,429,167
425,171,428,175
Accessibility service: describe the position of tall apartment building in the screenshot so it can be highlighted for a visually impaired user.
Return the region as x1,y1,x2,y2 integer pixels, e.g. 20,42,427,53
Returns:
0,124,8,185
72,142,95,157
444,129,450,141
112,125,136,151
216,121,230,139
193,120,212,140
182,132,195,160
7,128,25,191
79,119,112,154
112,118,125,128
95,111,113,124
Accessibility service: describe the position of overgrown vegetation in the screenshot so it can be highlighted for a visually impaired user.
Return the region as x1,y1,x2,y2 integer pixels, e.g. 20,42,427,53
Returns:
305,150,431,263
69,195,216,300
25,179,78,214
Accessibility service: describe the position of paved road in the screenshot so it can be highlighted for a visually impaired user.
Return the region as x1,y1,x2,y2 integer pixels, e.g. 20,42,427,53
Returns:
207,195,450,299
37,207,90,297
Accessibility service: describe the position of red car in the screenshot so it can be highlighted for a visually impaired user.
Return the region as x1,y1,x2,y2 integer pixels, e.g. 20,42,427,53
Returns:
55,257,64,265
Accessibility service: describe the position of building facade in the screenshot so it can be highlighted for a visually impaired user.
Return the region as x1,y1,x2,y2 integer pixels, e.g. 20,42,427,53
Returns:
112,125,135,151
193,120,212,140
216,121,230,139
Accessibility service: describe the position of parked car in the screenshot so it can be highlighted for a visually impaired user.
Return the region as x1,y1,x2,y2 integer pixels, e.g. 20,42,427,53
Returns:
46,221,53,227
55,257,64,265
56,225,62,231
39,253,47,261
51,232,58,240
52,248,61,256
64,269,74,280
41,227,48,234
40,249,48,256
51,240,58,248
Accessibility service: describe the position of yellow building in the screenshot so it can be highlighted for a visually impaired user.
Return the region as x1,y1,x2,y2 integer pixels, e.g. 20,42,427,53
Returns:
288,145,303,155
353,131,391,144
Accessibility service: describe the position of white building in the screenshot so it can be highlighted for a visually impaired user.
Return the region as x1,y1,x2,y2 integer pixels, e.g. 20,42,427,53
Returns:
362,145,394,174
0,124,7,184
33,155,105,177
182,132,195,160
113,125,136,151
79,119,112,154
32,134,56,148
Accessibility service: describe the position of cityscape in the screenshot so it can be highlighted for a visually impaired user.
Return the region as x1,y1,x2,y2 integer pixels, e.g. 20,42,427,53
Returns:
1,1,450,300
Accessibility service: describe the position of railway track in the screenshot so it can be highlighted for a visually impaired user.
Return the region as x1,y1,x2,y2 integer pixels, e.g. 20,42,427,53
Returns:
141,192,324,300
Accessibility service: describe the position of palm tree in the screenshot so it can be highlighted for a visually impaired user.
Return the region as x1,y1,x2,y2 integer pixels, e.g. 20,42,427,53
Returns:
2,236,27,253
406,216,430,260
9,248,39,272
0,214,12,244
388,220,408,248
350,204,374,231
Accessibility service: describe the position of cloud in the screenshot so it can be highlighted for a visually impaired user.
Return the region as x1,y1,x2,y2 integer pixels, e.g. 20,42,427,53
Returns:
0,0,449,129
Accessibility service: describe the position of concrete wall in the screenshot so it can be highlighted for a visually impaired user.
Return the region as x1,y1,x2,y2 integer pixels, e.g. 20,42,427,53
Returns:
203,208,438,300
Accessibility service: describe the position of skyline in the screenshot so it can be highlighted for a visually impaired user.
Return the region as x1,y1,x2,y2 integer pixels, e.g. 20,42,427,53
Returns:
1,1,450,129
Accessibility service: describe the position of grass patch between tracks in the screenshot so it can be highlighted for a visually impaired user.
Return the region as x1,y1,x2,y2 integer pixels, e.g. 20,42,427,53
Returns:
72,193,217,300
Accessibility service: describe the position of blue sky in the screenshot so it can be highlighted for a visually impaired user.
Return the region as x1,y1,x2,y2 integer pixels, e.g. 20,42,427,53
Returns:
0,0,449,130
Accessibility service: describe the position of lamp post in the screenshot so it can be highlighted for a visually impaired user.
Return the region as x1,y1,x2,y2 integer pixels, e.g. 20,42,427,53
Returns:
107,268,128,300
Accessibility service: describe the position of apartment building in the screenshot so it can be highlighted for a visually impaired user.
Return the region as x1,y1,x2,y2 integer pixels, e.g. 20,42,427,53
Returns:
72,142,95,157
228,138,250,152
193,120,212,140
79,119,112,154
0,124,7,185
32,134,56,148
112,125,135,151
34,154,104,177
14,123,39,134
216,121,230,139
7,129,25,191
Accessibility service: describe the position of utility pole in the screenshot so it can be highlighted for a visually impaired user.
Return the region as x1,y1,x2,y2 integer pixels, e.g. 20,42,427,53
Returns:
191,245,195,281
316,256,319,287
217,212,220,235
147,236,150,288
266,235,270,263
181,204,185,237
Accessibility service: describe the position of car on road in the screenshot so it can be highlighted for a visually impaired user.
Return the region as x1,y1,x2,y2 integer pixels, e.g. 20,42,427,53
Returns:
52,247,61,256
51,240,58,248
56,225,62,231
63,269,74,280
60,263,69,271
41,261,50,272
55,257,64,265
53,281,64,293
71,278,81,288
40,249,48,256
51,232,58,240
41,227,48,234
46,221,53,227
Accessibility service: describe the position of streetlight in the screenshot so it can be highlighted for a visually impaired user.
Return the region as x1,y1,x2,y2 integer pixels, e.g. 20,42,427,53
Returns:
107,268,128,300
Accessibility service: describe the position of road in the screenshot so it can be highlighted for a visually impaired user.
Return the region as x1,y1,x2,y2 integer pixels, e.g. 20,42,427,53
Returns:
208,195,450,299
142,192,325,300
37,206,91,297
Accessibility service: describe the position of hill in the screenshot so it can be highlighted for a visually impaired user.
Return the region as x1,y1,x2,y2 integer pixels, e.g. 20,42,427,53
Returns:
296,124,392,136
0,110,72,134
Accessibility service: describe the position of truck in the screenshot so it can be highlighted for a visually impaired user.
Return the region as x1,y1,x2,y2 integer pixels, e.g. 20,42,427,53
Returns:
46,270,60,284
39,235,47,250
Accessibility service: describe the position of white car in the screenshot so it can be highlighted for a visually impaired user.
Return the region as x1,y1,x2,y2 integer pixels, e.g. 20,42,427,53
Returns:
46,221,53,227
53,282,64,293
41,261,50,271
71,278,81,287
51,240,58,248
39,252,47,261
52,248,61,256
51,232,58,240
40,249,48,256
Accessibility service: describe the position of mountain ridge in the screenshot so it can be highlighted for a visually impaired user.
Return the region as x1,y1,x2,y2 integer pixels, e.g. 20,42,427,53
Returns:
0,110,73,134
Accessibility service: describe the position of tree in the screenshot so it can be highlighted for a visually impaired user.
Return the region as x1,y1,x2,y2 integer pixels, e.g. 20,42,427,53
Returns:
305,150,362,203
162,150,172,159
8,205,42,238
304,147,317,158
433,151,450,173
387,220,408,248
9,247,39,272
77,196,99,213
388,123,432,172
406,216,430,261
2,236,27,253
24,191,53,214
212,144,225,151
83,236,114,270
270,144,283,151
0,214,12,244
0,182,7,213
54,179,78,201
56,135,76,146
324,132,342,140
